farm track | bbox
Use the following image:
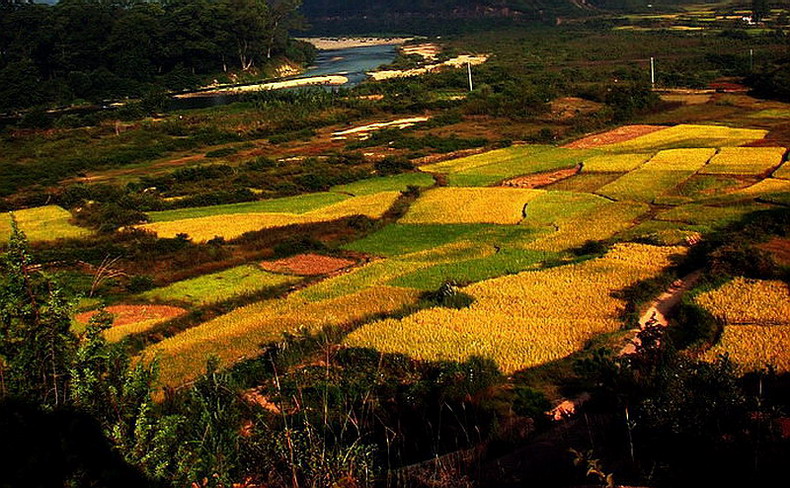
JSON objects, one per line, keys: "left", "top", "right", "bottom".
{"left": 548, "top": 269, "right": 702, "bottom": 421}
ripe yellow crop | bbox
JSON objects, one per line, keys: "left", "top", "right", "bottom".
{"left": 139, "top": 191, "right": 401, "bottom": 241}
{"left": 400, "top": 187, "right": 544, "bottom": 225}
{"left": 696, "top": 277, "right": 790, "bottom": 326}
{"left": 143, "top": 286, "right": 421, "bottom": 386}
{"left": 705, "top": 326, "right": 790, "bottom": 373}
{"left": 701, "top": 147, "right": 786, "bottom": 175}
{"left": 1, "top": 205, "right": 90, "bottom": 243}
{"left": 775, "top": 161, "right": 790, "bottom": 179}
{"left": 420, "top": 145, "right": 551, "bottom": 174}
{"left": 597, "top": 148, "right": 716, "bottom": 202}
{"left": 604, "top": 124, "right": 766, "bottom": 152}
{"left": 345, "top": 243, "right": 684, "bottom": 373}
{"left": 582, "top": 153, "right": 652, "bottom": 172}
{"left": 525, "top": 201, "right": 649, "bottom": 252}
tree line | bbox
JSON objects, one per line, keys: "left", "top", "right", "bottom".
{"left": 0, "top": 0, "right": 312, "bottom": 111}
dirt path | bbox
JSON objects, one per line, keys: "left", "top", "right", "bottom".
{"left": 548, "top": 270, "right": 702, "bottom": 420}
{"left": 619, "top": 270, "right": 703, "bottom": 355}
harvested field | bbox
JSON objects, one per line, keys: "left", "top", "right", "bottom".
{"left": 75, "top": 305, "right": 188, "bottom": 342}
{"left": 260, "top": 253, "right": 357, "bottom": 276}
{"left": 564, "top": 125, "right": 665, "bottom": 149}
{"left": 758, "top": 237, "right": 790, "bottom": 266}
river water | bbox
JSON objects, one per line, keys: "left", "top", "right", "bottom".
{"left": 168, "top": 43, "right": 398, "bottom": 110}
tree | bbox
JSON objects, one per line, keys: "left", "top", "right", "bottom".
{"left": 0, "top": 219, "right": 76, "bottom": 408}
{"left": 752, "top": 0, "right": 769, "bottom": 23}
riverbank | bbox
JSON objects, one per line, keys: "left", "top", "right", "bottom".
{"left": 297, "top": 37, "right": 414, "bottom": 50}
{"left": 174, "top": 75, "right": 349, "bottom": 99}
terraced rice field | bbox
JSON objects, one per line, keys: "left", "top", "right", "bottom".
{"left": 139, "top": 265, "right": 300, "bottom": 305}
{"left": 445, "top": 148, "right": 594, "bottom": 187}
{"left": 1, "top": 205, "right": 90, "bottom": 243}
{"left": 601, "top": 124, "right": 766, "bottom": 152}
{"left": 75, "top": 305, "right": 188, "bottom": 343}
{"left": 260, "top": 253, "right": 356, "bottom": 275}
{"left": 330, "top": 172, "right": 435, "bottom": 196}
{"left": 597, "top": 148, "right": 716, "bottom": 202}
{"left": 700, "top": 278, "right": 790, "bottom": 372}
{"left": 143, "top": 286, "right": 421, "bottom": 386}
{"left": 140, "top": 191, "right": 401, "bottom": 241}
{"left": 582, "top": 153, "right": 652, "bottom": 172}
{"left": 130, "top": 121, "right": 790, "bottom": 386}
{"left": 700, "top": 147, "right": 786, "bottom": 175}
{"left": 148, "top": 192, "right": 350, "bottom": 222}
{"left": 345, "top": 244, "right": 683, "bottom": 373}
{"left": 400, "top": 187, "right": 544, "bottom": 225}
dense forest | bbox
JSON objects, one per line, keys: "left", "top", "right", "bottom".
{"left": 0, "top": 0, "right": 313, "bottom": 111}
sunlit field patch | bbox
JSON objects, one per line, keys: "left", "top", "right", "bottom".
{"left": 582, "top": 153, "right": 652, "bottom": 172}
{"left": 75, "top": 304, "right": 188, "bottom": 343}
{"left": 400, "top": 187, "right": 544, "bottom": 225}
{"left": 147, "top": 192, "right": 350, "bottom": 222}
{"left": 1, "top": 206, "right": 90, "bottom": 243}
{"left": 774, "top": 160, "right": 790, "bottom": 180}
{"left": 419, "top": 145, "right": 552, "bottom": 174}
{"left": 526, "top": 201, "right": 649, "bottom": 252}
{"left": 445, "top": 148, "right": 594, "bottom": 187}
{"left": 700, "top": 147, "right": 786, "bottom": 175}
{"left": 597, "top": 148, "right": 716, "bottom": 202}
{"left": 602, "top": 124, "right": 766, "bottom": 152}
{"left": 345, "top": 244, "right": 683, "bottom": 374}
{"left": 140, "top": 191, "right": 401, "bottom": 241}
{"left": 696, "top": 277, "right": 790, "bottom": 326}
{"left": 138, "top": 265, "right": 300, "bottom": 305}
{"left": 143, "top": 286, "right": 421, "bottom": 386}
{"left": 705, "top": 326, "right": 790, "bottom": 373}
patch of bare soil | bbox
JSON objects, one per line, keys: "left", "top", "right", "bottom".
{"left": 759, "top": 237, "right": 790, "bottom": 266}
{"left": 260, "top": 253, "right": 357, "bottom": 276}
{"left": 500, "top": 166, "right": 580, "bottom": 189}
{"left": 546, "top": 97, "right": 603, "bottom": 121}
{"left": 563, "top": 125, "right": 666, "bottom": 149}
{"left": 75, "top": 304, "right": 188, "bottom": 327}
{"left": 620, "top": 270, "right": 702, "bottom": 356}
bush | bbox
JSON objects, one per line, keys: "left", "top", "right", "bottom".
{"left": 374, "top": 156, "right": 413, "bottom": 176}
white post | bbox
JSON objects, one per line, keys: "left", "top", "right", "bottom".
{"left": 467, "top": 62, "right": 474, "bottom": 92}
{"left": 650, "top": 57, "right": 655, "bottom": 88}
{"left": 750, "top": 49, "right": 754, "bottom": 71}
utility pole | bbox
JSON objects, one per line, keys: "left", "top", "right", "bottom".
{"left": 467, "top": 62, "right": 474, "bottom": 92}
{"left": 650, "top": 57, "right": 655, "bottom": 89}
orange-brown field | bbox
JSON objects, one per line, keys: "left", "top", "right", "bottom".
{"left": 260, "top": 253, "right": 357, "bottom": 276}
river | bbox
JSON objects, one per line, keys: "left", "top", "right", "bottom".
{"left": 167, "top": 43, "right": 398, "bottom": 110}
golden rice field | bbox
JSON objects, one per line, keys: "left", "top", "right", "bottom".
{"left": 773, "top": 161, "right": 790, "bottom": 180}
{"left": 400, "top": 187, "right": 544, "bottom": 225}
{"left": 695, "top": 277, "right": 790, "bottom": 326}
{"left": 419, "top": 145, "right": 552, "bottom": 174}
{"left": 700, "top": 147, "right": 786, "bottom": 175}
{"left": 582, "top": 153, "right": 652, "bottom": 172}
{"left": 1, "top": 205, "right": 91, "bottom": 243}
{"left": 345, "top": 243, "right": 683, "bottom": 373}
{"left": 139, "top": 191, "right": 401, "bottom": 241}
{"left": 705, "top": 326, "right": 790, "bottom": 373}
{"left": 602, "top": 124, "right": 766, "bottom": 152}
{"left": 597, "top": 148, "right": 716, "bottom": 202}
{"left": 143, "top": 286, "right": 421, "bottom": 386}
